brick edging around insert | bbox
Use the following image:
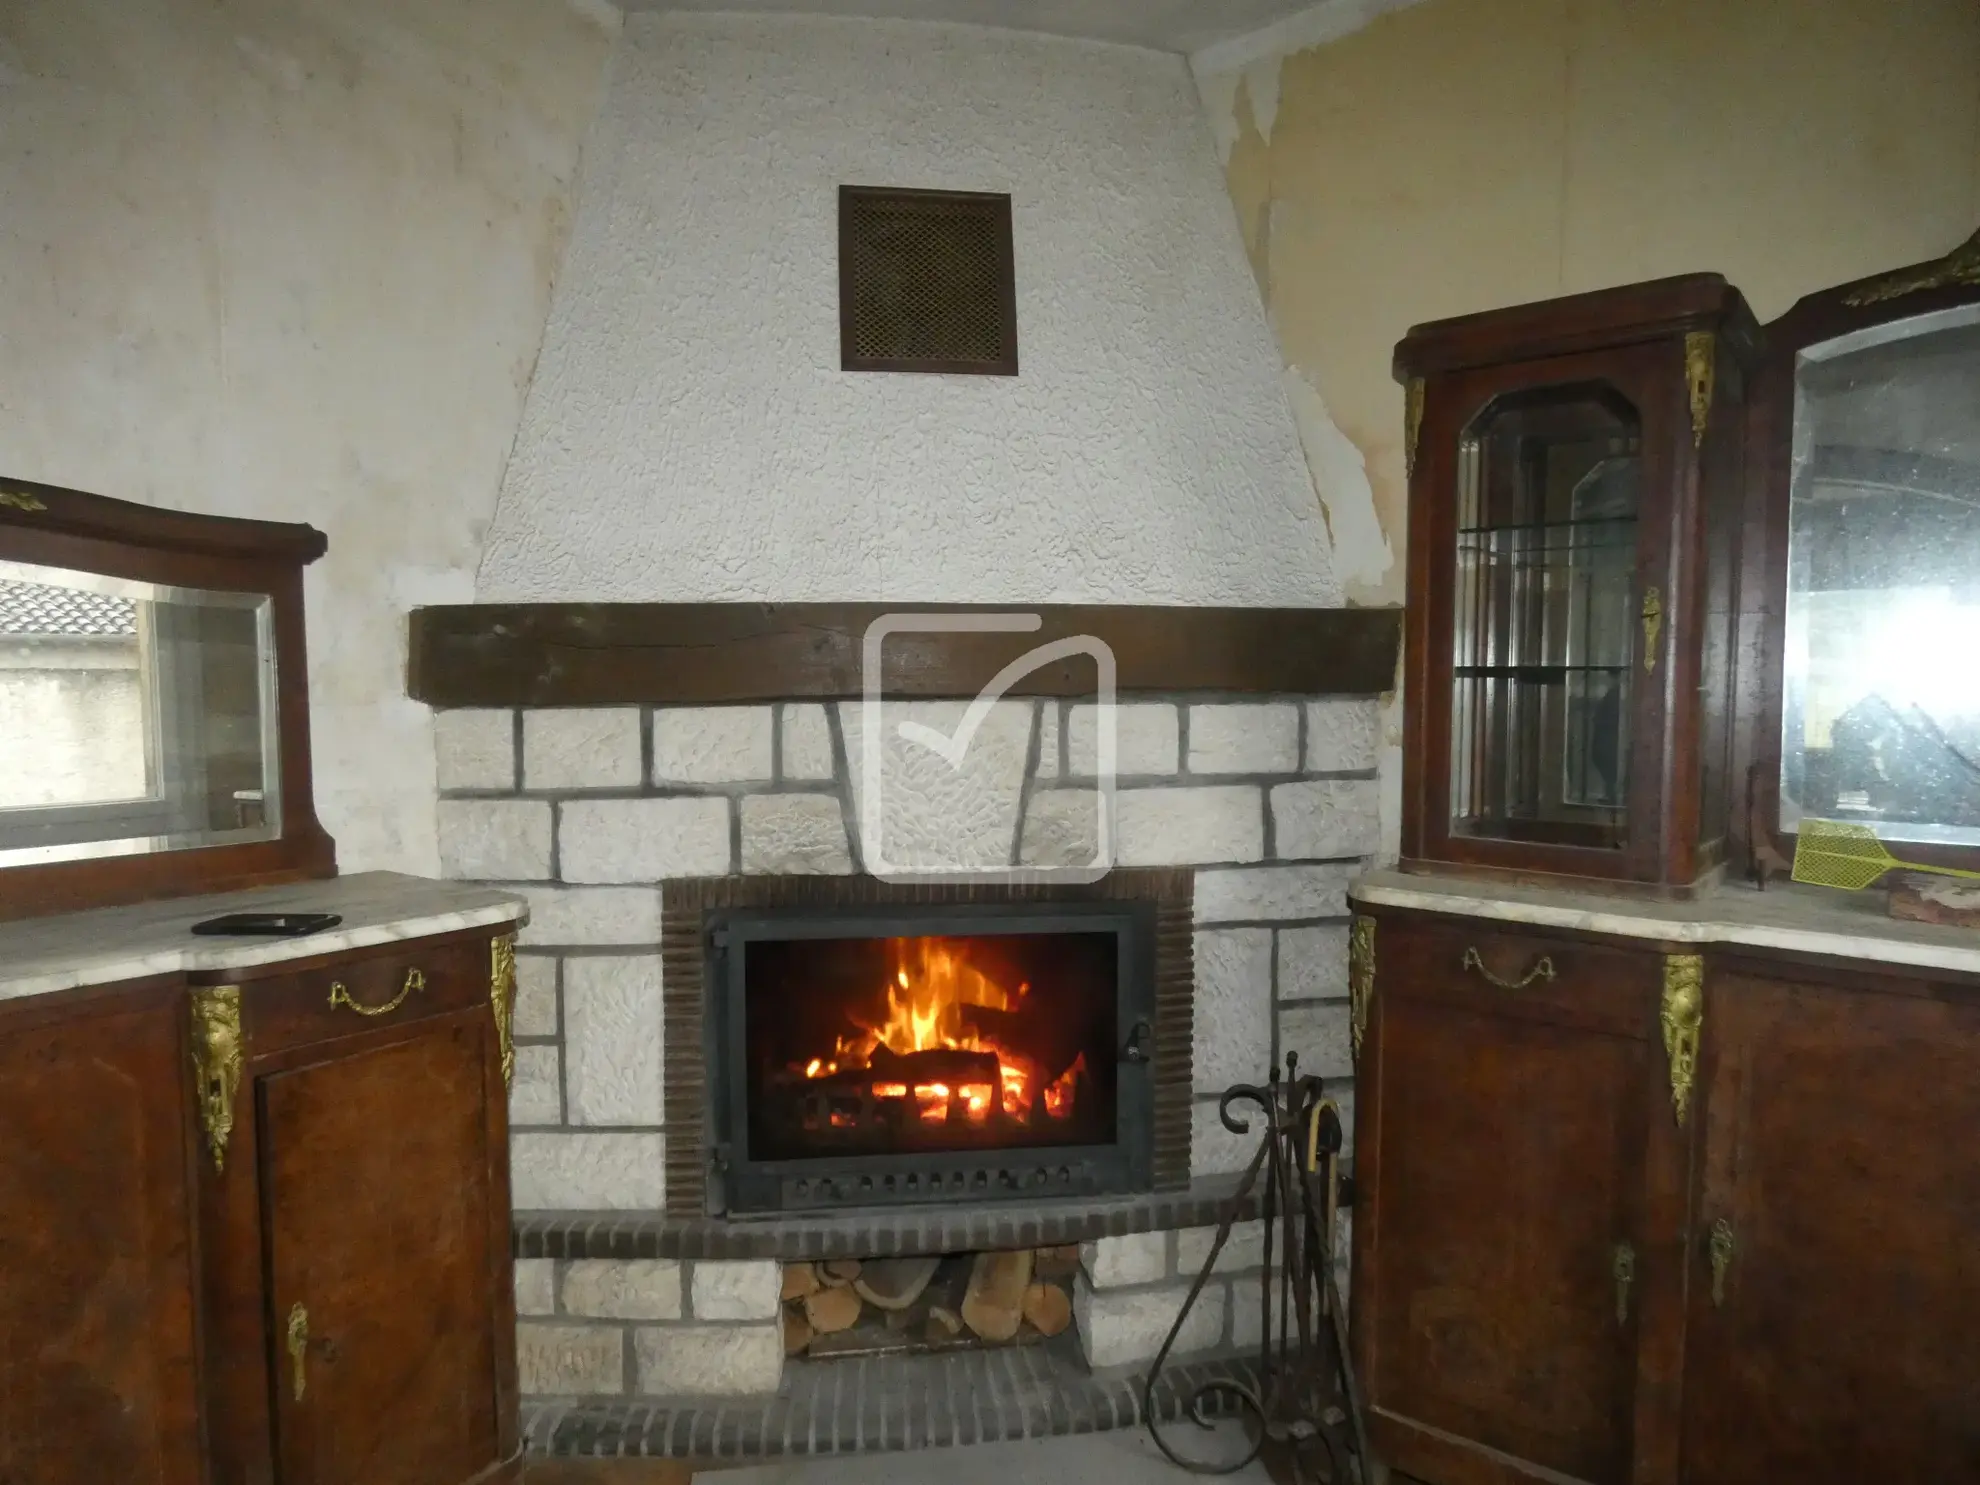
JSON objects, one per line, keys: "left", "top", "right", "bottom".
{"left": 513, "top": 1174, "right": 1257, "bottom": 1262}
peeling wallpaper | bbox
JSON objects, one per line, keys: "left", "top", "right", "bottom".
{"left": 0, "top": 0, "right": 617, "bottom": 874}
{"left": 478, "top": 14, "right": 1341, "bottom": 607}
{"left": 1195, "top": 0, "right": 1980, "bottom": 611}
{"left": 1195, "top": 0, "right": 1980, "bottom": 861}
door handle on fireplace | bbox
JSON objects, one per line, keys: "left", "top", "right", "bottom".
{"left": 1121, "top": 1020, "right": 1153, "bottom": 1064}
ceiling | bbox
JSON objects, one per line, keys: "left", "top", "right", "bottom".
{"left": 614, "top": 0, "right": 1336, "bottom": 58}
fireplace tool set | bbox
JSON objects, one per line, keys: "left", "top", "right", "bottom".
{"left": 1145, "top": 1055, "right": 1373, "bottom": 1485}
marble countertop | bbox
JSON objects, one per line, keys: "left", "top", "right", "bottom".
{"left": 0, "top": 872, "right": 528, "bottom": 1003}
{"left": 1351, "top": 869, "right": 1980, "bottom": 977}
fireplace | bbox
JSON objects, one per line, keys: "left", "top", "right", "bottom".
{"left": 663, "top": 871, "right": 1195, "bottom": 1220}
{"left": 710, "top": 903, "right": 1153, "bottom": 1213}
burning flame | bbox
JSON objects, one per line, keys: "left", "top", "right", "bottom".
{"left": 798, "top": 938, "right": 1078, "bottom": 1125}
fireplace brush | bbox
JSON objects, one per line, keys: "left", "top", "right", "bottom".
{"left": 1143, "top": 1054, "right": 1373, "bottom": 1485}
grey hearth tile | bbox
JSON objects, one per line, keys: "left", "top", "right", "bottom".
{"left": 522, "top": 1336, "right": 1259, "bottom": 1461}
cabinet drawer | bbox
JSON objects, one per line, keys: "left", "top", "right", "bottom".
{"left": 1378, "top": 912, "right": 1660, "bottom": 1038}
{"left": 220, "top": 934, "right": 496, "bottom": 1054}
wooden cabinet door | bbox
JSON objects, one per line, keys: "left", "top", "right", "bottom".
{"left": 0, "top": 983, "right": 204, "bottom": 1485}
{"left": 259, "top": 1011, "right": 505, "bottom": 1485}
{"left": 1681, "top": 964, "right": 1980, "bottom": 1484}
{"left": 1353, "top": 915, "right": 1678, "bottom": 1485}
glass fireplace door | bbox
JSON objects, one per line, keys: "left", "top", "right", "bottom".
{"left": 710, "top": 902, "right": 1155, "bottom": 1215}
{"left": 1450, "top": 384, "right": 1644, "bottom": 851}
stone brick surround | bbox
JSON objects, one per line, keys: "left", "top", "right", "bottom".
{"left": 434, "top": 693, "right": 1373, "bottom": 1401}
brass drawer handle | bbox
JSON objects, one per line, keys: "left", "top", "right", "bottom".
{"left": 328, "top": 967, "right": 424, "bottom": 1017}
{"left": 1708, "top": 1218, "right": 1736, "bottom": 1307}
{"left": 286, "top": 1303, "right": 309, "bottom": 1401}
{"left": 1460, "top": 946, "right": 1557, "bottom": 991}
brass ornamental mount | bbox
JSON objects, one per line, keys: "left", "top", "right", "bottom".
{"left": 1612, "top": 1241, "right": 1637, "bottom": 1327}
{"left": 1641, "top": 586, "right": 1664, "bottom": 675}
{"left": 1843, "top": 226, "right": 1980, "bottom": 306}
{"left": 1708, "top": 1218, "right": 1736, "bottom": 1307}
{"left": 0, "top": 489, "right": 46, "bottom": 513}
{"left": 1348, "top": 915, "right": 1376, "bottom": 1061}
{"left": 490, "top": 934, "right": 517, "bottom": 1091}
{"left": 1661, "top": 955, "right": 1704, "bottom": 1127}
{"left": 1460, "top": 945, "right": 1556, "bottom": 992}
{"left": 286, "top": 1303, "right": 309, "bottom": 1401}
{"left": 328, "top": 966, "right": 424, "bottom": 1018}
{"left": 1684, "top": 330, "right": 1715, "bottom": 448}
{"left": 1403, "top": 378, "right": 1425, "bottom": 481}
{"left": 190, "top": 986, "right": 244, "bottom": 1173}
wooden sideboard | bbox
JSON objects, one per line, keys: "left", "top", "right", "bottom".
{"left": 0, "top": 874, "right": 526, "bottom": 1485}
{"left": 1347, "top": 873, "right": 1980, "bottom": 1485}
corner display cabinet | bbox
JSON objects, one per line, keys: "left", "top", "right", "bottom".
{"left": 1395, "top": 279, "right": 1759, "bottom": 893}
{"left": 1353, "top": 232, "right": 1980, "bottom": 1485}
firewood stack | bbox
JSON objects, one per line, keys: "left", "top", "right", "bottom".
{"left": 781, "top": 1246, "right": 1080, "bottom": 1358}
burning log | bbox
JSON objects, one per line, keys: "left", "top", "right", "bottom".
{"left": 956, "top": 1003, "right": 1086, "bottom": 1086}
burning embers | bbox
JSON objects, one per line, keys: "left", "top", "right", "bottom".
{"left": 781, "top": 937, "right": 1093, "bottom": 1141}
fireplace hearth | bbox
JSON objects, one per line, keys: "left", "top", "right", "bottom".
{"left": 710, "top": 903, "right": 1155, "bottom": 1213}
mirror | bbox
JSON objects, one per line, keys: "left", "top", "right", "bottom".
{"left": 0, "top": 558, "right": 281, "bottom": 866}
{"left": 1779, "top": 301, "right": 1980, "bottom": 847}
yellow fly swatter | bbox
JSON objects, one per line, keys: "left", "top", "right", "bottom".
{"left": 1791, "top": 819, "right": 1980, "bottom": 892}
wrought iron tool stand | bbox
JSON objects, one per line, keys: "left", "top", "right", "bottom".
{"left": 1145, "top": 1055, "right": 1374, "bottom": 1484}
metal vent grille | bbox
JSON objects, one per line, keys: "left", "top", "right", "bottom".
{"left": 840, "top": 185, "right": 1018, "bottom": 375}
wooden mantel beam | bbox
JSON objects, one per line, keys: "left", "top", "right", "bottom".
{"left": 407, "top": 603, "right": 1402, "bottom": 707}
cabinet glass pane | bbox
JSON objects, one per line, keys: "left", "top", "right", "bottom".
{"left": 0, "top": 559, "right": 280, "bottom": 866}
{"left": 1452, "top": 386, "right": 1640, "bottom": 849}
{"left": 1781, "top": 303, "right": 1980, "bottom": 847}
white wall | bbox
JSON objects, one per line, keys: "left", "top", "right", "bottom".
{"left": 0, "top": 0, "right": 617, "bottom": 874}
{"left": 479, "top": 14, "right": 1341, "bottom": 607}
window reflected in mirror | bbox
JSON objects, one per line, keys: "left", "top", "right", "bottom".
{"left": 1451, "top": 384, "right": 1641, "bottom": 850}
{"left": 0, "top": 560, "right": 280, "bottom": 865}
{"left": 1782, "top": 303, "right": 1980, "bottom": 847}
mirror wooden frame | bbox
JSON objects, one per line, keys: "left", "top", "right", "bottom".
{"left": 1734, "top": 227, "right": 1980, "bottom": 881}
{"left": 0, "top": 475, "right": 336, "bottom": 920}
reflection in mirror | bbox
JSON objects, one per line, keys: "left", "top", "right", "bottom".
{"left": 1781, "top": 302, "right": 1980, "bottom": 847}
{"left": 0, "top": 560, "right": 280, "bottom": 865}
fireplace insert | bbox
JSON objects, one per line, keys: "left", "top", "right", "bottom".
{"left": 706, "top": 902, "right": 1157, "bottom": 1214}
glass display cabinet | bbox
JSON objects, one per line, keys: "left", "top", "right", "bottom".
{"left": 1739, "top": 228, "right": 1980, "bottom": 878}
{"left": 1394, "top": 277, "right": 1759, "bottom": 891}
{"left": 0, "top": 477, "right": 334, "bottom": 918}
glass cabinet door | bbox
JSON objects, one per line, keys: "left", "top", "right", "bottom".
{"left": 1451, "top": 386, "right": 1642, "bottom": 849}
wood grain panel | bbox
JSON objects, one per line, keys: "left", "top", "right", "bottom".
{"left": 0, "top": 983, "right": 203, "bottom": 1485}
{"left": 261, "top": 1015, "right": 501, "bottom": 1485}
{"left": 1681, "top": 964, "right": 1980, "bottom": 1484}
